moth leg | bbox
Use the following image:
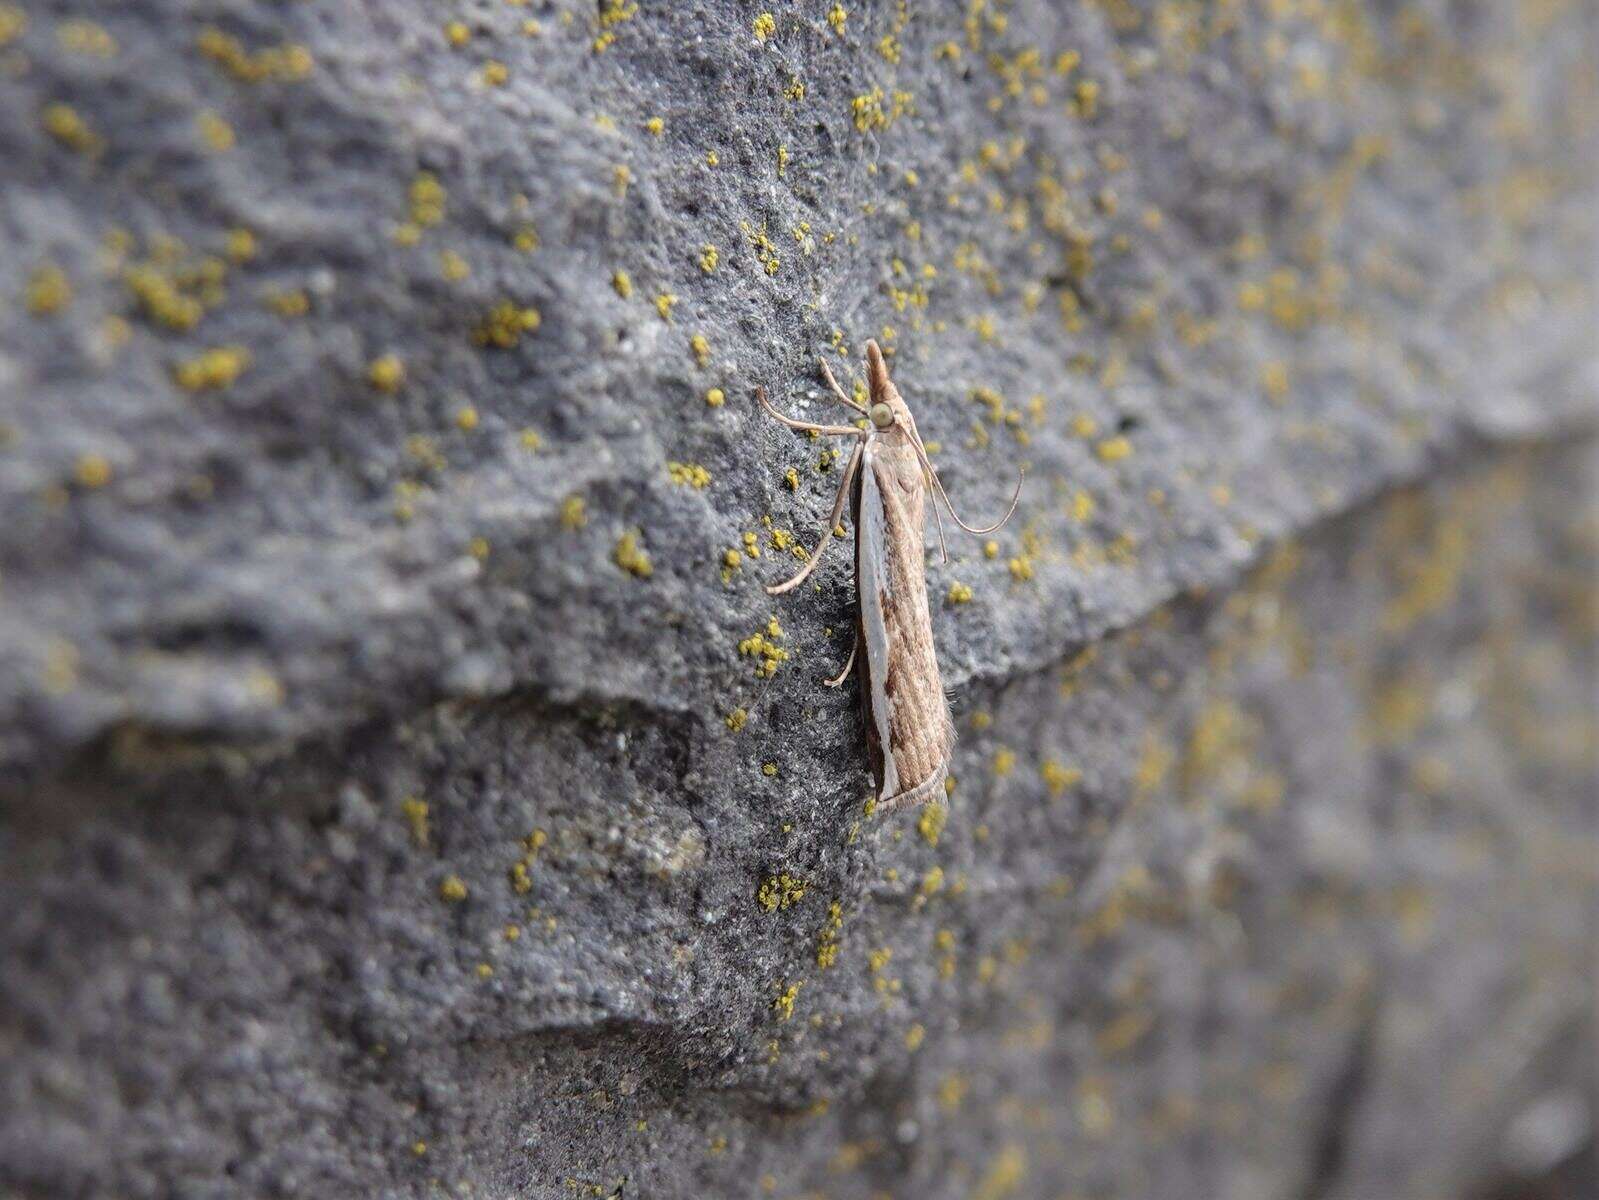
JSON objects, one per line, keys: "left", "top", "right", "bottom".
{"left": 823, "top": 638, "right": 857, "bottom": 687}
{"left": 818, "top": 357, "right": 867, "bottom": 413}
{"left": 766, "top": 438, "right": 864, "bottom": 596}
{"left": 756, "top": 388, "right": 861, "bottom": 437}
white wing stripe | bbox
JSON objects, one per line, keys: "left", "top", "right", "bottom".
{"left": 856, "top": 444, "right": 898, "bottom": 801}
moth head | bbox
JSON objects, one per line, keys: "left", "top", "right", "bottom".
{"left": 864, "top": 339, "right": 912, "bottom": 429}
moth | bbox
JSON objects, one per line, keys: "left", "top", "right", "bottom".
{"left": 757, "top": 341, "right": 1022, "bottom": 812}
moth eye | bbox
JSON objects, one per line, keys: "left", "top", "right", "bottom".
{"left": 870, "top": 402, "right": 894, "bottom": 429}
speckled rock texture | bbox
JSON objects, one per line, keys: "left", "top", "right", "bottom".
{"left": 1, "top": 2, "right": 1595, "bottom": 1198}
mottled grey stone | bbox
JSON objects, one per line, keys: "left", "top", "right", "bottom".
{"left": 1, "top": 2, "right": 1595, "bottom": 1198}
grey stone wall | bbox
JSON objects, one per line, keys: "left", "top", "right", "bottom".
{"left": 1, "top": 2, "right": 1594, "bottom": 1197}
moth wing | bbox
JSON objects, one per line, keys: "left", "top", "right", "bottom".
{"left": 854, "top": 444, "right": 899, "bottom": 802}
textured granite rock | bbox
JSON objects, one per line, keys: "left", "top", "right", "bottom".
{"left": 1, "top": 2, "right": 1595, "bottom": 1198}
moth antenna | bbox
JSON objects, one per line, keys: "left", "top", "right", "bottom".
{"left": 909, "top": 434, "right": 1025, "bottom": 536}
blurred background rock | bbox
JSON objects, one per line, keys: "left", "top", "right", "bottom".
{"left": 1, "top": 2, "right": 1594, "bottom": 1197}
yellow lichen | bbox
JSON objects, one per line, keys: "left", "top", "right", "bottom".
{"left": 690, "top": 333, "right": 711, "bottom": 366}
{"left": 1072, "top": 79, "right": 1100, "bottom": 118}
{"left": 408, "top": 172, "right": 445, "bottom": 227}
{"left": 509, "top": 860, "right": 532, "bottom": 894}
{"left": 560, "top": 496, "right": 587, "bottom": 530}
{"left": 25, "top": 264, "right": 72, "bottom": 316}
{"left": 196, "top": 111, "right": 235, "bottom": 151}
{"left": 992, "top": 747, "right": 1016, "bottom": 777}
{"left": 611, "top": 270, "right": 632, "bottom": 299}
{"left": 215, "top": 226, "right": 253, "bottom": 264}
{"left": 654, "top": 292, "right": 677, "bottom": 320}
{"left": 752, "top": 13, "right": 776, "bottom": 42}
{"left": 705, "top": 387, "right": 725, "bottom": 408}
{"left": 596, "top": 0, "right": 637, "bottom": 35}
{"left": 439, "top": 875, "right": 468, "bottom": 903}
{"left": 1040, "top": 759, "right": 1082, "bottom": 796}
{"left": 740, "top": 220, "right": 782, "bottom": 275}
{"left": 42, "top": 103, "right": 102, "bottom": 155}
{"left": 667, "top": 461, "right": 711, "bottom": 488}
{"left": 1261, "top": 361, "right": 1290, "bottom": 404}
{"left": 196, "top": 27, "right": 312, "bottom": 83}
{"left": 508, "top": 829, "right": 547, "bottom": 894}
{"left": 1096, "top": 436, "right": 1131, "bottom": 462}
{"left": 827, "top": 4, "right": 847, "bottom": 35}
{"left": 481, "top": 60, "right": 508, "bottom": 86}
{"left": 73, "top": 454, "right": 112, "bottom": 489}
{"left": 645, "top": 116, "right": 664, "bottom": 136}
{"left": 367, "top": 355, "right": 405, "bottom": 392}
{"left": 947, "top": 581, "right": 974, "bottom": 604}
{"left": 862, "top": 87, "right": 911, "bottom": 132}
{"left": 772, "top": 980, "right": 800, "bottom": 1021}
{"left": 473, "top": 301, "right": 541, "bottom": 348}
{"left": 738, "top": 621, "right": 788, "bottom": 677}
{"left": 725, "top": 707, "right": 747, "bottom": 732}
{"left": 264, "top": 288, "right": 308, "bottom": 317}
{"left": 851, "top": 88, "right": 887, "bottom": 132}
{"left": 57, "top": 18, "right": 116, "bottom": 56}
{"left": 757, "top": 873, "right": 806, "bottom": 911}
{"left": 400, "top": 797, "right": 430, "bottom": 847}
{"left": 173, "top": 345, "right": 251, "bottom": 392}
{"left": 455, "top": 405, "right": 479, "bottom": 432}
{"left": 613, "top": 530, "right": 653, "bottom": 578}
{"left": 975, "top": 1145, "right": 1028, "bottom": 1200}
{"left": 123, "top": 259, "right": 216, "bottom": 330}
{"left": 698, "top": 244, "right": 719, "bottom": 273}
{"left": 815, "top": 901, "right": 844, "bottom": 968}
{"left": 0, "top": 6, "right": 25, "bottom": 47}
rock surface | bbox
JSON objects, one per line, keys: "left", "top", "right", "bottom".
{"left": 1, "top": 2, "right": 1594, "bottom": 1198}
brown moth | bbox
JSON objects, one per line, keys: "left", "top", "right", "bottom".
{"left": 756, "top": 341, "right": 1022, "bottom": 812}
